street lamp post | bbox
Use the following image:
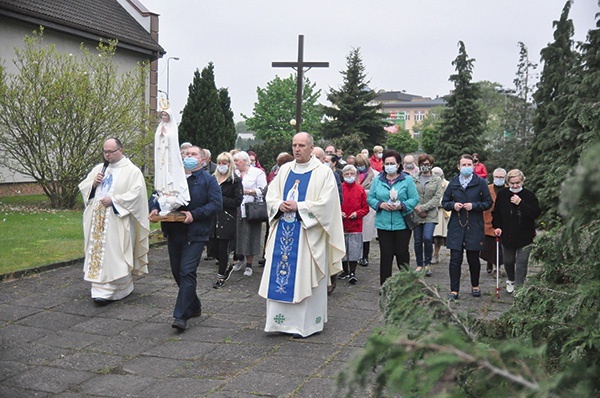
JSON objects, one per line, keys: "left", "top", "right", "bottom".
{"left": 166, "top": 56, "right": 180, "bottom": 99}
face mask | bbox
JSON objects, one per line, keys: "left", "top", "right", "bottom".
{"left": 420, "top": 165, "right": 431, "bottom": 173}
{"left": 405, "top": 164, "right": 415, "bottom": 170}
{"left": 344, "top": 176, "right": 356, "bottom": 184}
{"left": 183, "top": 157, "right": 198, "bottom": 170}
{"left": 217, "top": 164, "right": 229, "bottom": 174}
{"left": 385, "top": 164, "right": 398, "bottom": 175}
{"left": 460, "top": 166, "right": 473, "bottom": 177}
{"left": 509, "top": 187, "right": 523, "bottom": 193}
{"left": 494, "top": 178, "right": 505, "bottom": 187}
{"left": 376, "top": 153, "right": 383, "bottom": 159}
{"left": 356, "top": 165, "right": 366, "bottom": 172}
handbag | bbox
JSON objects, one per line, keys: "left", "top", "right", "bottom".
{"left": 403, "top": 211, "right": 420, "bottom": 230}
{"left": 245, "top": 200, "right": 268, "bottom": 222}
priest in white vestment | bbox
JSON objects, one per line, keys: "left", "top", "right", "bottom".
{"left": 79, "top": 138, "right": 150, "bottom": 305}
{"left": 259, "top": 132, "right": 345, "bottom": 337}
{"left": 154, "top": 105, "right": 190, "bottom": 215}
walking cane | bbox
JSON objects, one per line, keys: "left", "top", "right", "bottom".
{"left": 496, "top": 236, "right": 501, "bottom": 299}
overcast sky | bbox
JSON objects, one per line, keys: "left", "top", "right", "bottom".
{"left": 140, "top": 0, "right": 596, "bottom": 123}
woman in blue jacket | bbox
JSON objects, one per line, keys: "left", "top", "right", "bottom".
{"left": 442, "top": 154, "right": 492, "bottom": 300}
{"left": 367, "top": 150, "right": 419, "bottom": 285}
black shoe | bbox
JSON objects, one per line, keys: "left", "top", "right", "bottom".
{"left": 327, "top": 277, "right": 337, "bottom": 296}
{"left": 258, "top": 258, "right": 266, "bottom": 266}
{"left": 93, "top": 298, "right": 113, "bottom": 306}
{"left": 172, "top": 318, "right": 187, "bottom": 330}
{"left": 223, "top": 264, "right": 233, "bottom": 281}
{"left": 213, "top": 278, "right": 225, "bottom": 289}
{"left": 472, "top": 288, "right": 481, "bottom": 297}
{"left": 190, "top": 309, "right": 202, "bottom": 318}
{"left": 204, "top": 256, "right": 214, "bottom": 261}
{"left": 337, "top": 271, "right": 349, "bottom": 280}
{"left": 486, "top": 263, "right": 493, "bottom": 274}
{"left": 358, "top": 258, "right": 369, "bottom": 267}
{"left": 447, "top": 292, "right": 459, "bottom": 300}
{"left": 348, "top": 273, "right": 357, "bottom": 285}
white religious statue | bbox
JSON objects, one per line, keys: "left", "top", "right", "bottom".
{"left": 154, "top": 99, "right": 190, "bottom": 215}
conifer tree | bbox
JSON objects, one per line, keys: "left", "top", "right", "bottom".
{"left": 321, "top": 48, "right": 387, "bottom": 150}
{"left": 435, "top": 41, "right": 485, "bottom": 175}
{"left": 527, "top": 1, "right": 578, "bottom": 223}
{"left": 179, "top": 62, "right": 235, "bottom": 156}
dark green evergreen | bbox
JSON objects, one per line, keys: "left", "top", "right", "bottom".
{"left": 527, "top": 2, "right": 578, "bottom": 224}
{"left": 435, "top": 41, "right": 486, "bottom": 176}
{"left": 179, "top": 62, "right": 235, "bottom": 156}
{"left": 386, "top": 128, "right": 418, "bottom": 154}
{"left": 321, "top": 48, "right": 387, "bottom": 151}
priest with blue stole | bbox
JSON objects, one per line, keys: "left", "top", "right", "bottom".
{"left": 259, "top": 132, "right": 345, "bottom": 337}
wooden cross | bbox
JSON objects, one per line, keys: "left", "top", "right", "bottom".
{"left": 272, "top": 35, "right": 329, "bottom": 132}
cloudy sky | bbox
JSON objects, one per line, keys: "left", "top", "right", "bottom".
{"left": 140, "top": 0, "right": 596, "bottom": 123}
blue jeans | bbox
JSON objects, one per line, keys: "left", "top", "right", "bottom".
{"left": 413, "top": 222, "right": 435, "bottom": 267}
{"left": 167, "top": 230, "right": 205, "bottom": 320}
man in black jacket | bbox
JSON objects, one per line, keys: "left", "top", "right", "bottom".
{"left": 150, "top": 146, "right": 222, "bottom": 331}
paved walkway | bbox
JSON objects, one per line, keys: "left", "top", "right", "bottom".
{"left": 0, "top": 242, "right": 513, "bottom": 397}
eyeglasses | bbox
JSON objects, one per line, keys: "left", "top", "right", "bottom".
{"left": 102, "top": 148, "right": 121, "bottom": 154}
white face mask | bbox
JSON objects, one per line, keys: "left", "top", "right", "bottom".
{"left": 493, "top": 178, "right": 505, "bottom": 187}
{"left": 509, "top": 187, "right": 523, "bottom": 193}
{"left": 376, "top": 153, "right": 383, "bottom": 159}
{"left": 217, "top": 164, "right": 229, "bottom": 174}
{"left": 344, "top": 176, "right": 356, "bottom": 184}
{"left": 384, "top": 164, "right": 398, "bottom": 175}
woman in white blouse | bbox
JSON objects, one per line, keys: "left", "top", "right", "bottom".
{"left": 232, "top": 151, "right": 267, "bottom": 276}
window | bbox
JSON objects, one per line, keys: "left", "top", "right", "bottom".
{"left": 415, "top": 111, "right": 425, "bottom": 121}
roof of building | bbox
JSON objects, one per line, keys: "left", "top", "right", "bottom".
{"left": 381, "top": 97, "right": 447, "bottom": 109}
{"left": 375, "top": 91, "right": 422, "bottom": 102}
{"left": 0, "top": 0, "right": 164, "bottom": 57}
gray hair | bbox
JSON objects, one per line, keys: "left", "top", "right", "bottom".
{"left": 342, "top": 164, "right": 357, "bottom": 174}
{"left": 233, "top": 150, "right": 251, "bottom": 165}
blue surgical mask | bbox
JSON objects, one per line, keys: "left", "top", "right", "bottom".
{"left": 344, "top": 176, "right": 356, "bottom": 184}
{"left": 183, "top": 157, "right": 199, "bottom": 170}
{"left": 460, "top": 166, "right": 473, "bottom": 177}
{"left": 385, "top": 164, "right": 398, "bottom": 175}
{"left": 357, "top": 165, "right": 366, "bottom": 172}
{"left": 217, "top": 164, "right": 229, "bottom": 174}
{"left": 494, "top": 178, "right": 505, "bottom": 187}
{"left": 376, "top": 153, "right": 383, "bottom": 159}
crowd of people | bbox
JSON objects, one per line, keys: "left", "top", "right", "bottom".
{"left": 80, "top": 123, "right": 541, "bottom": 335}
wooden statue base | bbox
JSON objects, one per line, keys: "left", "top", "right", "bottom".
{"left": 150, "top": 211, "right": 186, "bottom": 222}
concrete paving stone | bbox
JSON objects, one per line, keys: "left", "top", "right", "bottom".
{"left": 142, "top": 340, "right": 219, "bottom": 360}
{"left": 70, "top": 316, "right": 139, "bottom": 336}
{"left": 255, "top": 355, "right": 324, "bottom": 377}
{"left": 95, "top": 303, "right": 162, "bottom": 322}
{"left": 51, "top": 298, "right": 115, "bottom": 317}
{"left": 170, "top": 358, "right": 257, "bottom": 380}
{"left": 271, "top": 338, "right": 341, "bottom": 360}
{"left": 49, "top": 351, "right": 124, "bottom": 372}
{"left": 224, "top": 327, "right": 277, "bottom": 346}
{"left": 16, "top": 310, "right": 89, "bottom": 331}
{"left": 4, "top": 365, "right": 95, "bottom": 394}
{"left": 199, "top": 314, "right": 263, "bottom": 330}
{"left": 85, "top": 334, "right": 162, "bottom": 357}
{"left": 223, "top": 370, "right": 306, "bottom": 397}
{"left": 121, "top": 356, "right": 193, "bottom": 378}
{"left": 119, "top": 317, "right": 183, "bottom": 339}
{"left": 317, "top": 359, "right": 352, "bottom": 379}
{"left": 293, "top": 376, "right": 339, "bottom": 398}
{"left": 34, "top": 329, "right": 105, "bottom": 350}
{"left": 215, "top": 300, "right": 267, "bottom": 318}
{"left": 0, "top": 324, "right": 51, "bottom": 346}
{"left": 76, "top": 374, "right": 157, "bottom": 397}
{"left": 176, "top": 325, "right": 242, "bottom": 344}
{"left": 125, "top": 291, "right": 177, "bottom": 311}
{"left": 0, "top": 360, "right": 31, "bottom": 382}
{"left": 201, "top": 341, "right": 278, "bottom": 363}
{"left": 10, "top": 292, "right": 72, "bottom": 310}
{"left": 0, "top": 302, "right": 43, "bottom": 322}
{"left": 0, "top": 384, "right": 51, "bottom": 397}
{"left": 1, "top": 342, "right": 72, "bottom": 365}
{"left": 138, "top": 376, "right": 224, "bottom": 398}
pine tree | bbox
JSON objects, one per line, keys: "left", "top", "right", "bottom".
{"left": 179, "top": 62, "right": 235, "bottom": 156}
{"left": 321, "top": 48, "right": 387, "bottom": 151}
{"left": 527, "top": 1, "right": 578, "bottom": 224}
{"left": 435, "top": 41, "right": 485, "bottom": 176}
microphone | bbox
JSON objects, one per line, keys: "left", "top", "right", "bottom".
{"left": 101, "top": 160, "right": 109, "bottom": 174}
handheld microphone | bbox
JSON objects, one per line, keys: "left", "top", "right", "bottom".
{"left": 101, "top": 160, "right": 109, "bottom": 174}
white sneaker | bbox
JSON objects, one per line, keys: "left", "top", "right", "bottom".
{"left": 244, "top": 267, "right": 253, "bottom": 276}
{"left": 232, "top": 261, "right": 244, "bottom": 272}
{"left": 506, "top": 280, "right": 515, "bottom": 294}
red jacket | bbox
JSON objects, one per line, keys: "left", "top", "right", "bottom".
{"left": 341, "top": 182, "right": 370, "bottom": 233}
{"left": 369, "top": 155, "right": 382, "bottom": 172}
{"left": 474, "top": 162, "right": 488, "bottom": 179}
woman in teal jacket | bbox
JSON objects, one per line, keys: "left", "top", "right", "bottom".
{"left": 367, "top": 150, "right": 419, "bottom": 285}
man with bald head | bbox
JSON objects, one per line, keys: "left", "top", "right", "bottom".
{"left": 79, "top": 138, "right": 150, "bottom": 305}
{"left": 259, "top": 132, "right": 345, "bottom": 338}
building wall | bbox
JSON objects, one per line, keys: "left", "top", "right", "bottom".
{"left": 0, "top": 16, "right": 155, "bottom": 191}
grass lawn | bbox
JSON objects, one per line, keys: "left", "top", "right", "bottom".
{"left": 0, "top": 194, "right": 162, "bottom": 276}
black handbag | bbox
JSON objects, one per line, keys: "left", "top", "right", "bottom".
{"left": 245, "top": 200, "right": 268, "bottom": 222}
{"left": 403, "top": 211, "right": 420, "bottom": 230}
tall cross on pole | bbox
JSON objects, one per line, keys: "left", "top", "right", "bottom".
{"left": 272, "top": 35, "right": 329, "bottom": 132}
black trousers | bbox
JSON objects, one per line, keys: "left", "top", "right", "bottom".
{"left": 377, "top": 228, "right": 412, "bottom": 285}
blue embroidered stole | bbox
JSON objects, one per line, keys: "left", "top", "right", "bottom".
{"left": 267, "top": 170, "right": 312, "bottom": 302}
